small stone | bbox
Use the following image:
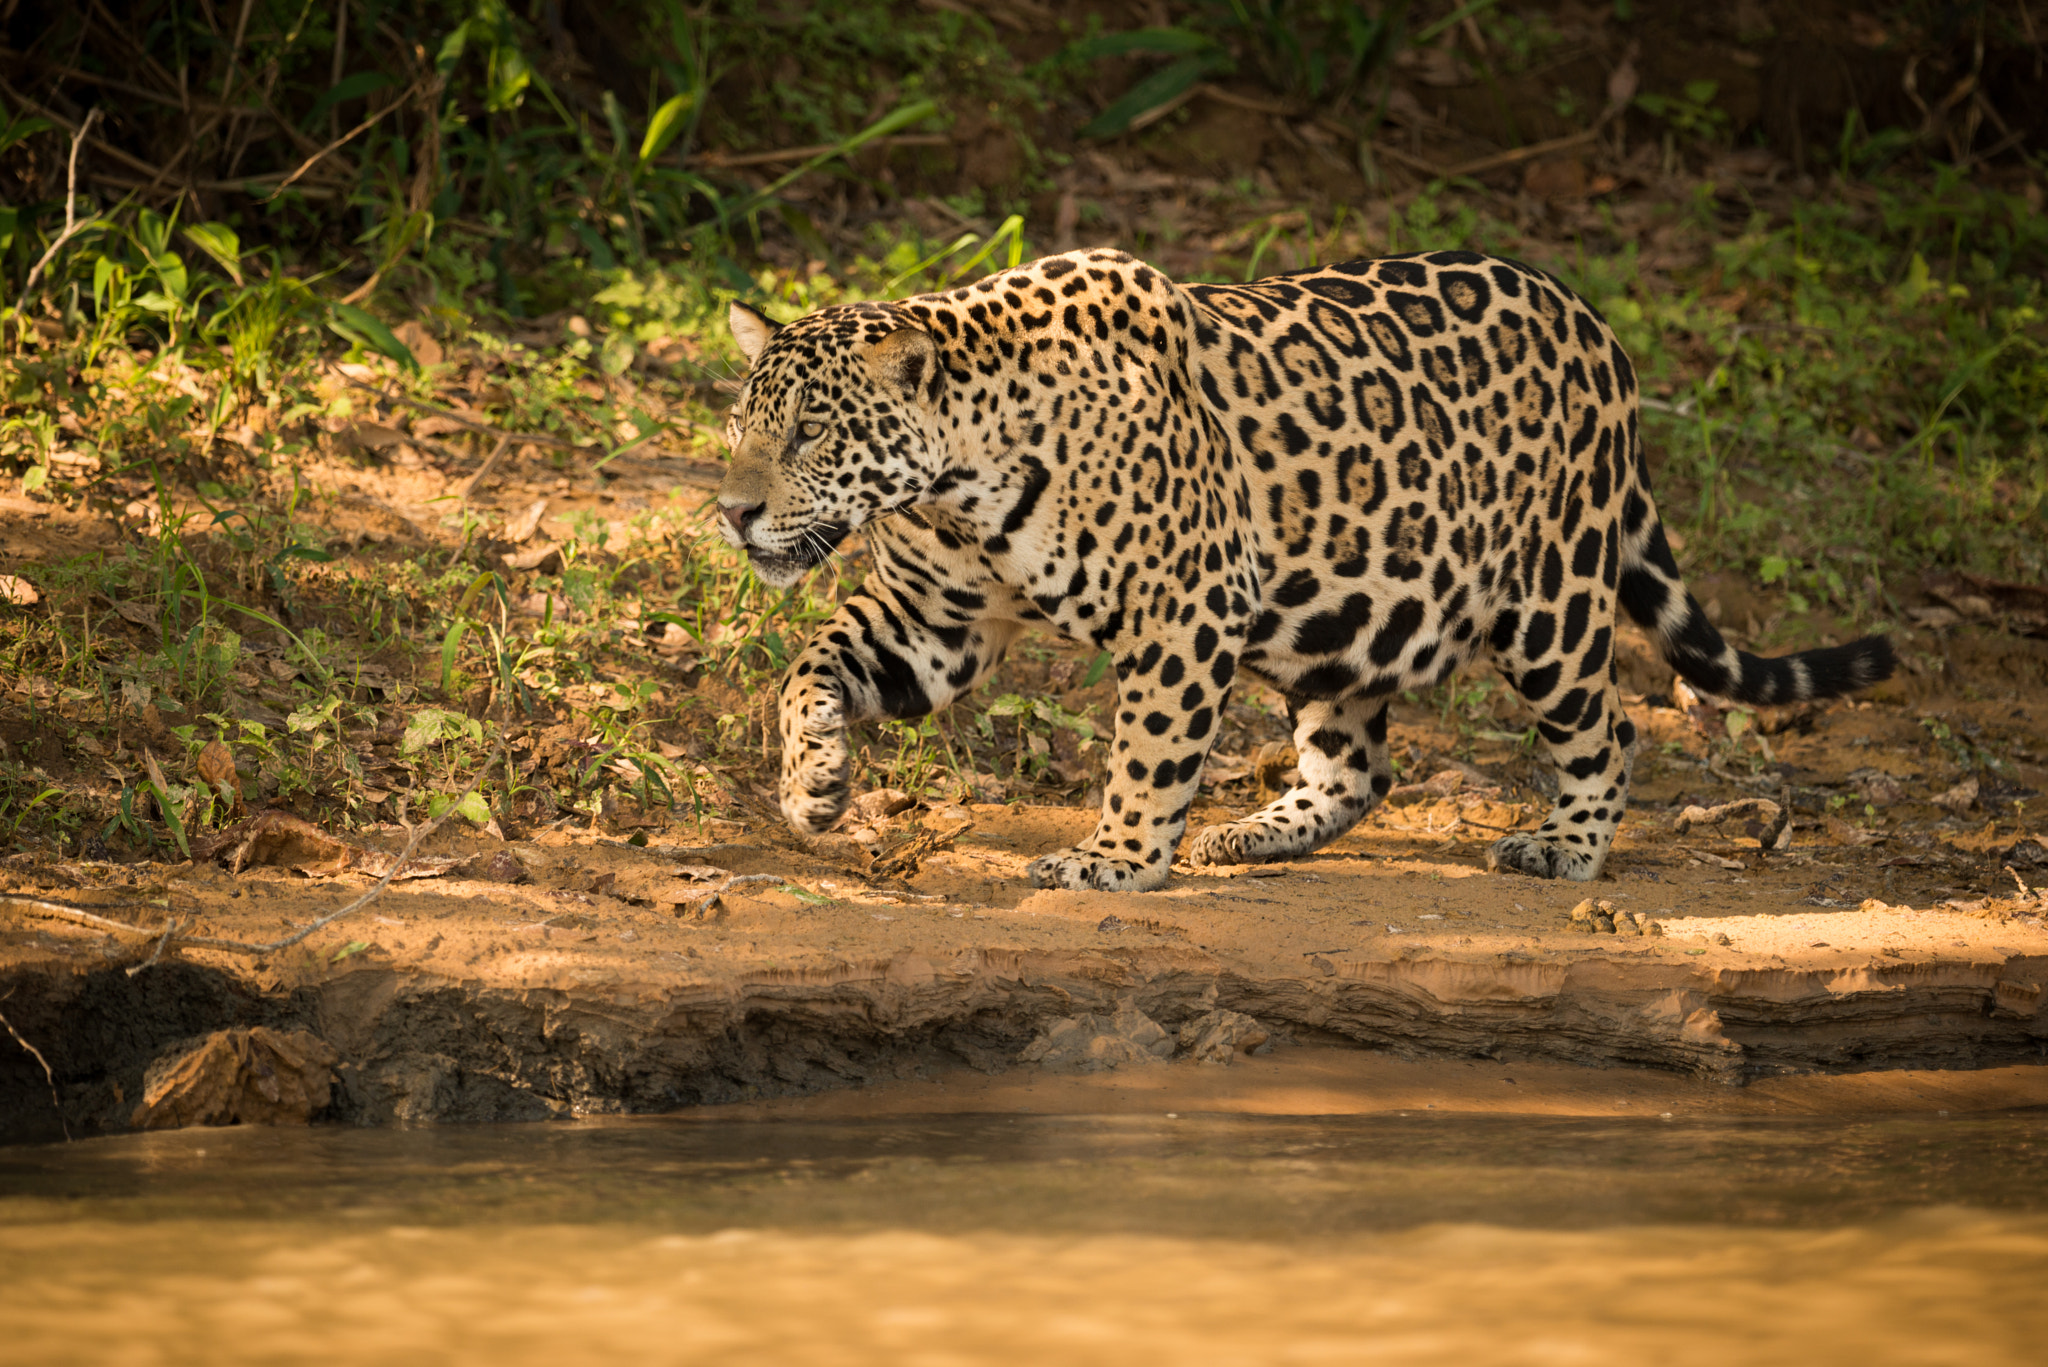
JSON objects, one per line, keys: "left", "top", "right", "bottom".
{"left": 1569, "top": 898, "right": 1597, "bottom": 922}
{"left": 1097, "top": 915, "right": 1125, "bottom": 933}
{"left": 1712, "top": 932, "right": 1732, "bottom": 946}
{"left": 1176, "top": 1009, "right": 1271, "bottom": 1064}
{"left": 1593, "top": 914, "right": 1616, "bottom": 934}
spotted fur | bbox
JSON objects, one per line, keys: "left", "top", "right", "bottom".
{"left": 716, "top": 248, "right": 1894, "bottom": 891}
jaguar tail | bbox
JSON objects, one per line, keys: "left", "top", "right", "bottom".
{"left": 1616, "top": 512, "right": 1895, "bottom": 707}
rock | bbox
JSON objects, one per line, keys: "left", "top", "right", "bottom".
{"left": 848, "top": 788, "right": 916, "bottom": 823}
{"left": 1019, "top": 1002, "right": 1175, "bottom": 1073}
{"left": 132, "top": 1028, "right": 338, "bottom": 1130}
{"left": 2003, "top": 837, "right": 2048, "bottom": 870}
{"left": 1177, "top": 1009, "right": 1271, "bottom": 1064}
{"left": 457, "top": 849, "right": 530, "bottom": 884}
{"left": 1933, "top": 776, "right": 1980, "bottom": 814}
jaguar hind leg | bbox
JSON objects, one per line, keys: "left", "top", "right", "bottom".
{"left": 1486, "top": 673, "right": 1639, "bottom": 881}
{"left": 1186, "top": 696, "right": 1392, "bottom": 866}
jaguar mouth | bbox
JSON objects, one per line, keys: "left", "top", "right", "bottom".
{"left": 747, "top": 521, "right": 852, "bottom": 584}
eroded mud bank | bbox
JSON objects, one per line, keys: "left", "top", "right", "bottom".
{"left": 3, "top": 805, "right": 2043, "bottom": 1142}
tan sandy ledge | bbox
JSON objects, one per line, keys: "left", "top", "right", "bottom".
{"left": 0, "top": 814, "right": 2043, "bottom": 1137}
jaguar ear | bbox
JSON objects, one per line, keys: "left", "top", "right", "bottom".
{"left": 729, "top": 301, "right": 779, "bottom": 366}
{"left": 869, "top": 325, "right": 941, "bottom": 402}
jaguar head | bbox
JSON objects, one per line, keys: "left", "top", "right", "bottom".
{"left": 716, "top": 300, "right": 944, "bottom": 587}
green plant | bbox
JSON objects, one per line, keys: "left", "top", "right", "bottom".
{"left": 1635, "top": 81, "right": 1731, "bottom": 145}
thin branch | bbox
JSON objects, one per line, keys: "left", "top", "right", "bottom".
{"left": 1, "top": 752, "right": 508, "bottom": 965}
{"left": 174, "top": 747, "right": 509, "bottom": 957}
{"left": 13, "top": 107, "right": 100, "bottom": 315}
{"left": 456, "top": 433, "right": 514, "bottom": 503}
{"left": 0, "top": 990, "right": 68, "bottom": 1141}
{"left": 342, "top": 378, "right": 588, "bottom": 452}
{"left": 266, "top": 79, "right": 417, "bottom": 199}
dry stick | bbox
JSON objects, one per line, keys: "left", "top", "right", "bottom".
{"left": 0, "top": 894, "right": 167, "bottom": 940}
{"left": 0, "top": 990, "right": 69, "bottom": 1142}
{"left": 1, "top": 752, "right": 508, "bottom": 964}
{"left": 172, "top": 747, "right": 509, "bottom": 958}
{"left": 267, "top": 80, "right": 417, "bottom": 199}
{"left": 341, "top": 378, "right": 584, "bottom": 452}
{"left": 677, "top": 872, "right": 790, "bottom": 911}
{"left": 12, "top": 107, "right": 100, "bottom": 316}
{"left": 456, "top": 433, "right": 514, "bottom": 504}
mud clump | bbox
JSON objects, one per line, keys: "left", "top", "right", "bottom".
{"left": 132, "top": 1027, "right": 338, "bottom": 1130}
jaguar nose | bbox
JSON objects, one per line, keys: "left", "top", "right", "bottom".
{"left": 721, "top": 500, "right": 763, "bottom": 540}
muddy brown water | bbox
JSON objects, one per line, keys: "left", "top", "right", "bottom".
{"left": 2, "top": 1098, "right": 2044, "bottom": 1366}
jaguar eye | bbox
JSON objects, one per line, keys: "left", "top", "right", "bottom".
{"left": 799, "top": 420, "right": 825, "bottom": 440}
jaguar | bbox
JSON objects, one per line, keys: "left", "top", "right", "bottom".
{"left": 714, "top": 247, "right": 1893, "bottom": 892}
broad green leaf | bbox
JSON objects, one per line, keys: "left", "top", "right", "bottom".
{"left": 1081, "top": 54, "right": 1229, "bottom": 139}
{"left": 1758, "top": 554, "right": 1791, "bottom": 584}
{"left": 182, "top": 222, "right": 243, "bottom": 285}
{"left": 453, "top": 790, "right": 492, "bottom": 825}
{"left": 1065, "top": 27, "right": 1220, "bottom": 60}
{"left": 326, "top": 302, "right": 420, "bottom": 370}
{"left": 440, "top": 618, "right": 472, "bottom": 695}
{"left": 401, "top": 706, "right": 470, "bottom": 754}
{"left": 639, "top": 91, "right": 696, "bottom": 165}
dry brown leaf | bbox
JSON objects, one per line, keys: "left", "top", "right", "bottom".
{"left": 195, "top": 739, "right": 244, "bottom": 817}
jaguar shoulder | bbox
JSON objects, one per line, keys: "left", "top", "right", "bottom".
{"left": 715, "top": 248, "right": 1893, "bottom": 892}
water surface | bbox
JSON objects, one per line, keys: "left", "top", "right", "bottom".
{"left": 2, "top": 1111, "right": 2043, "bottom": 1365}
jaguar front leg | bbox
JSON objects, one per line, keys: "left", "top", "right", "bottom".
{"left": 777, "top": 580, "right": 1020, "bottom": 836}
{"left": 1026, "top": 634, "right": 1236, "bottom": 893}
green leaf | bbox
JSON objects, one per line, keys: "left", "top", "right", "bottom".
{"left": 401, "top": 706, "right": 470, "bottom": 754}
{"left": 456, "top": 571, "right": 498, "bottom": 617}
{"left": 332, "top": 940, "right": 372, "bottom": 962}
{"left": 452, "top": 790, "right": 492, "bottom": 825}
{"left": 1065, "top": 26, "right": 1221, "bottom": 60}
{"left": 1081, "top": 650, "right": 1114, "bottom": 687}
{"left": 435, "top": 19, "right": 476, "bottom": 75}
{"left": 1082, "top": 53, "right": 1228, "bottom": 139}
{"left": 182, "top": 222, "right": 244, "bottom": 285}
{"left": 639, "top": 91, "right": 697, "bottom": 164}
{"left": 440, "top": 618, "right": 472, "bottom": 696}
{"left": 1758, "top": 554, "right": 1791, "bottom": 584}
{"left": 326, "top": 302, "right": 420, "bottom": 370}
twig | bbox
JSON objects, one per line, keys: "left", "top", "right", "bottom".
{"left": 267, "top": 81, "right": 417, "bottom": 199}
{"left": 0, "top": 990, "right": 68, "bottom": 1141}
{"left": 173, "top": 747, "right": 509, "bottom": 957}
{"left": 341, "top": 378, "right": 586, "bottom": 452}
{"left": 456, "top": 433, "right": 514, "bottom": 504}
{"left": 692, "top": 133, "right": 949, "bottom": 169}
{"left": 126, "top": 915, "right": 187, "bottom": 978}
{"left": 2, "top": 752, "right": 508, "bottom": 965}
{"left": 0, "top": 893, "right": 163, "bottom": 939}
{"left": 13, "top": 107, "right": 100, "bottom": 315}
{"left": 674, "top": 872, "right": 790, "bottom": 912}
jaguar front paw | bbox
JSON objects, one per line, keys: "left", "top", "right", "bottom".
{"left": 778, "top": 731, "right": 851, "bottom": 836}
{"left": 1485, "top": 832, "right": 1600, "bottom": 881}
{"left": 1185, "top": 818, "right": 1304, "bottom": 866}
{"left": 1025, "top": 849, "right": 1168, "bottom": 892}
